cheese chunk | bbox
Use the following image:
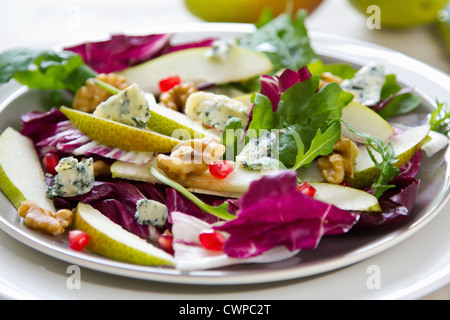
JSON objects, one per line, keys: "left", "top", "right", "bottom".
{"left": 236, "top": 131, "right": 280, "bottom": 170}
{"left": 93, "top": 83, "right": 150, "bottom": 128}
{"left": 185, "top": 91, "right": 249, "bottom": 131}
{"left": 46, "top": 157, "right": 95, "bottom": 198}
{"left": 134, "top": 199, "right": 168, "bottom": 228}
{"left": 340, "top": 63, "right": 386, "bottom": 106}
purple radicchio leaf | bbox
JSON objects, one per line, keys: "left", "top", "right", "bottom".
{"left": 66, "top": 181, "right": 166, "bottom": 240}
{"left": 354, "top": 150, "right": 423, "bottom": 229}
{"left": 20, "top": 108, "right": 155, "bottom": 165}
{"left": 20, "top": 108, "right": 68, "bottom": 146}
{"left": 165, "top": 188, "right": 233, "bottom": 225}
{"left": 260, "top": 66, "right": 312, "bottom": 111}
{"left": 165, "top": 38, "right": 216, "bottom": 54}
{"left": 213, "top": 170, "right": 359, "bottom": 259}
{"left": 64, "top": 34, "right": 216, "bottom": 74}
{"left": 65, "top": 34, "right": 172, "bottom": 73}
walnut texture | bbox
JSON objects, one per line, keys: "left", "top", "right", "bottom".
{"left": 18, "top": 201, "right": 73, "bottom": 236}
{"left": 317, "top": 136, "right": 358, "bottom": 184}
{"left": 157, "top": 137, "right": 225, "bottom": 181}
{"left": 159, "top": 82, "right": 198, "bottom": 112}
{"left": 72, "top": 73, "right": 130, "bottom": 113}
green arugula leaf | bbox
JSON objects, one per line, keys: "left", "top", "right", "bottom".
{"left": 248, "top": 75, "right": 347, "bottom": 168}
{"left": 0, "top": 48, "right": 96, "bottom": 92}
{"left": 290, "top": 122, "right": 341, "bottom": 171}
{"left": 247, "top": 92, "right": 279, "bottom": 132}
{"left": 429, "top": 100, "right": 450, "bottom": 135}
{"left": 307, "top": 60, "right": 358, "bottom": 80}
{"left": 377, "top": 74, "right": 422, "bottom": 119}
{"left": 339, "top": 119, "right": 400, "bottom": 198}
{"left": 239, "top": 10, "right": 319, "bottom": 73}
{"left": 149, "top": 166, "right": 236, "bottom": 221}
{"left": 221, "top": 117, "right": 246, "bottom": 161}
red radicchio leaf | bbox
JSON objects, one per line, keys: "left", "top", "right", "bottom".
{"left": 64, "top": 34, "right": 216, "bottom": 74}
{"left": 213, "top": 171, "right": 359, "bottom": 259}
{"left": 165, "top": 188, "right": 224, "bottom": 225}
{"left": 260, "top": 66, "right": 313, "bottom": 111}
{"left": 354, "top": 150, "right": 423, "bottom": 229}
{"left": 63, "top": 181, "right": 167, "bottom": 240}
{"left": 65, "top": 34, "right": 172, "bottom": 73}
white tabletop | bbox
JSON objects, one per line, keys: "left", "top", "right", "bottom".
{"left": 0, "top": 0, "right": 449, "bottom": 300}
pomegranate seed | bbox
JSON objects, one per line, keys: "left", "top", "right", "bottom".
{"left": 158, "top": 233, "right": 174, "bottom": 255}
{"left": 297, "top": 182, "right": 317, "bottom": 197}
{"left": 209, "top": 160, "right": 235, "bottom": 179}
{"left": 68, "top": 230, "right": 90, "bottom": 251}
{"left": 159, "top": 76, "right": 181, "bottom": 92}
{"left": 43, "top": 152, "right": 59, "bottom": 175}
{"left": 199, "top": 230, "right": 226, "bottom": 251}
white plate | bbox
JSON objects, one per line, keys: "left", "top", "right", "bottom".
{"left": 0, "top": 24, "right": 449, "bottom": 291}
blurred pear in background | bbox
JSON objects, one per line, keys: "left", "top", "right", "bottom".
{"left": 348, "top": 0, "right": 449, "bottom": 28}
{"left": 183, "top": 0, "right": 324, "bottom": 23}
{"left": 438, "top": 2, "right": 450, "bottom": 53}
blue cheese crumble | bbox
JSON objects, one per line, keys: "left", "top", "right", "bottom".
{"left": 134, "top": 199, "right": 168, "bottom": 228}
{"left": 340, "top": 63, "right": 386, "bottom": 106}
{"left": 93, "top": 83, "right": 150, "bottom": 129}
{"left": 235, "top": 131, "right": 280, "bottom": 170}
{"left": 205, "top": 40, "right": 236, "bottom": 62}
{"left": 46, "top": 157, "right": 95, "bottom": 198}
{"left": 185, "top": 91, "right": 249, "bottom": 131}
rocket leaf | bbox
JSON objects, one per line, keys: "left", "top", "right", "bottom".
{"left": 0, "top": 48, "right": 96, "bottom": 92}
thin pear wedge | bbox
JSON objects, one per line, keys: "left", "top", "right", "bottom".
{"left": 0, "top": 127, "right": 55, "bottom": 212}
{"left": 110, "top": 159, "right": 265, "bottom": 197}
{"left": 309, "top": 182, "right": 381, "bottom": 212}
{"left": 299, "top": 124, "right": 431, "bottom": 189}
{"left": 60, "top": 106, "right": 180, "bottom": 153}
{"left": 118, "top": 46, "right": 273, "bottom": 94}
{"left": 110, "top": 159, "right": 160, "bottom": 183}
{"left": 73, "top": 202, "right": 176, "bottom": 266}
{"left": 348, "top": 124, "right": 430, "bottom": 189}
{"left": 341, "top": 100, "right": 395, "bottom": 143}
{"left": 110, "top": 160, "right": 380, "bottom": 211}
{"left": 145, "top": 95, "right": 220, "bottom": 140}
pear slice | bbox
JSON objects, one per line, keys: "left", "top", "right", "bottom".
{"left": 110, "top": 159, "right": 265, "bottom": 196}
{"left": 73, "top": 202, "right": 175, "bottom": 266}
{"left": 348, "top": 124, "right": 430, "bottom": 189}
{"left": 110, "top": 159, "right": 160, "bottom": 183}
{"left": 299, "top": 124, "right": 430, "bottom": 189}
{"left": 309, "top": 182, "right": 381, "bottom": 212}
{"left": 60, "top": 106, "right": 179, "bottom": 153}
{"left": 118, "top": 46, "right": 273, "bottom": 94}
{"left": 144, "top": 94, "right": 219, "bottom": 140}
{"left": 0, "top": 127, "right": 55, "bottom": 212}
{"left": 341, "top": 100, "right": 395, "bottom": 143}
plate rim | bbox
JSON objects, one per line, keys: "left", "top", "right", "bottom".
{"left": 0, "top": 23, "right": 449, "bottom": 286}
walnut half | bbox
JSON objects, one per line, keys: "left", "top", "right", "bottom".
{"left": 72, "top": 73, "right": 130, "bottom": 113}
{"left": 157, "top": 137, "right": 225, "bottom": 181}
{"left": 317, "top": 136, "right": 358, "bottom": 184}
{"left": 159, "top": 82, "right": 198, "bottom": 112}
{"left": 18, "top": 201, "right": 73, "bottom": 236}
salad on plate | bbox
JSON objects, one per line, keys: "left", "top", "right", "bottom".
{"left": 0, "top": 11, "right": 449, "bottom": 272}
